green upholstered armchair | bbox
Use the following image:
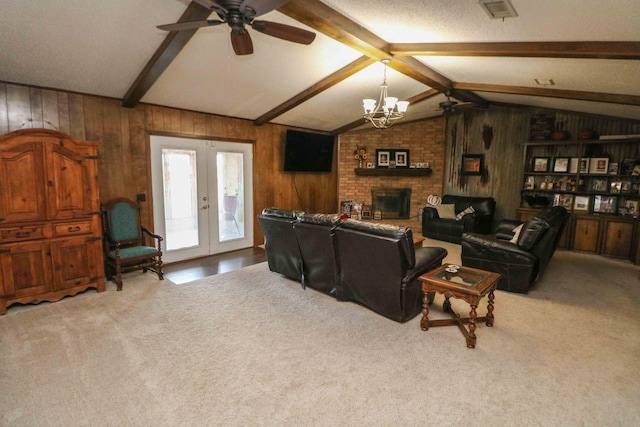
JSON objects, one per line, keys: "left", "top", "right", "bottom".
{"left": 100, "top": 198, "right": 163, "bottom": 291}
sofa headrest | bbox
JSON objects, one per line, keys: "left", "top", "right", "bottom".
{"left": 441, "top": 195, "right": 496, "bottom": 216}
{"left": 339, "top": 219, "right": 411, "bottom": 239}
{"left": 517, "top": 219, "right": 549, "bottom": 251}
{"left": 260, "top": 207, "right": 304, "bottom": 219}
{"left": 297, "top": 213, "right": 342, "bottom": 227}
{"left": 534, "top": 206, "right": 568, "bottom": 227}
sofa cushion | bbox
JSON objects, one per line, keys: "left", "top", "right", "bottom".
{"left": 456, "top": 205, "right": 475, "bottom": 221}
{"left": 517, "top": 219, "right": 548, "bottom": 250}
{"left": 435, "top": 203, "right": 456, "bottom": 219}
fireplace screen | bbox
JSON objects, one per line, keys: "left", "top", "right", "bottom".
{"left": 371, "top": 188, "right": 411, "bottom": 219}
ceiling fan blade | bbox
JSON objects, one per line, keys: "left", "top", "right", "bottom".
{"left": 240, "top": 0, "right": 291, "bottom": 17}
{"left": 192, "top": 0, "right": 228, "bottom": 13}
{"left": 157, "top": 19, "right": 224, "bottom": 32}
{"left": 231, "top": 30, "right": 254, "bottom": 55}
{"left": 251, "top": 21, "right": 316, "bottom": 45}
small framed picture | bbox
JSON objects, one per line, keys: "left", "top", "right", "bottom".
{"left": 620, "top": 159, "right": 637, "bottom": 175}
{"left": 590, "top": 178, "right": 608, "bottom": 192}
{"left": 624, "top": 199, "right": 639, "bottom": 214}
{"left": 376, "top": 150, "right": 390, "bottom": 167}
{"left": 593, "top": 195, "right": 617, "bottom": 213}
{"left": 589, "top": 157, "right": 609, "bottom": 174}
{"left": 610, "top": 181, "right": 622, "bottom": 193}
{"left": 608, "top": 162, "right": 619, "bottom": 175}
{"left": 366, "top": 162, "right": 375, "bottom": 169}
{"left": 569, "top": 158, "right": 580, "bottom": 173}
{"left": 579, "top": 158, "right": 589, "bottom": 173}
{"left": 461, "top": 154, "right": 484, "bottom": 175}
{"left": 553, "top": 193, "right": 574, "bottom": 210}
{"left": 394, "top": 150, "right": 409, "bottom": 167}
{"left": 553, "top": 157, "right": 570, "bottom": 173}
{"left": 573, "top": 195, "right": 591, "bottom": 212}
{"left": 533, "top": 157, "right": 550, "bottom": 172}
{"left": 620, "top": 181, "right": 631, "bottom": 193}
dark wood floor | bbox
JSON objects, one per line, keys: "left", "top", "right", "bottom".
{"left": 163, "top": 247, "right": 266, "bottom": 285}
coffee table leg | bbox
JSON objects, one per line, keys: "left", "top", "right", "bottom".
{"left": 421, "top": 293, "right": 430, "bottom": 331}
{"left": 467, "top": 305, "right": 477, "bottom": 348}
{"left": 486, "top": 290, "right": 495, "bottom": 327}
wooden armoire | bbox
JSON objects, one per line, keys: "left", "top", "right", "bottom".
{"left": 0, "top": 129, "right": 105, "bottom": 314}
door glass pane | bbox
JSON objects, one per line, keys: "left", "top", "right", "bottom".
{"left": 162, "top": 149, "right": 199, "bottom": 250}
{"left": 217, "top": 151, "right": 245, "bottom": 242}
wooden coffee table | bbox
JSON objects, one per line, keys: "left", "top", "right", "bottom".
{"left": 419, "top": 264, "right": 501, "bottom": 348}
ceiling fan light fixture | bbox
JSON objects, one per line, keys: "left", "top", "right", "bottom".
{"left": 478, "top": 0, "right": 518, "bottom": 19}
{"left": 362, "top": 60, "right": 409, "bottom": 129}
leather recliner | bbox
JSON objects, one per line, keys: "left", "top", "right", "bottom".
{"left": 293, "top": 212, "right": 342, "bottom": 297}
{"left": 422, "top": 195, "right": 496, "bottom": 244}
{"left": 461, "top": 206, "right": 569, "bottom": 293}
{"left": 257, "top": 207, "right": 305, "bottom": 281}
{"left": 334, "top": 219, "right": 448, "bottom": 322}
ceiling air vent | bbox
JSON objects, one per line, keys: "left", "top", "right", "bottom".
{"left": 478, "top": 0, "right": 518, "bottom": 19}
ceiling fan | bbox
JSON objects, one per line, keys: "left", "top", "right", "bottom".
{"left": 437, "top": 90, "right": 474, "bottom": 114}
{"left": 157, "top": 0, "right": 316, "bottom": 55}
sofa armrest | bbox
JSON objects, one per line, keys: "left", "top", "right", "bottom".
{"left": 461, "top": 232, "right": 537, "bottom": 264}
{"left": 494, "top": 219, "right": 524, "bottom": 240}
{"left": 405, "top": 246, "right": 448, "bottom": 283}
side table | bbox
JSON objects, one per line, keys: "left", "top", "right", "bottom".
{"left": 419, "top": 264, "right": 501, "bottom": 348}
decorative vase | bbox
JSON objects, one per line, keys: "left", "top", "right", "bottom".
{"left": 358, "top": 159, "right": 363, "bottom": 168}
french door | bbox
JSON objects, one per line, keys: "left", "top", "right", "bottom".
{"left": 150, "top": 135, "right": 253, "bottom": 263}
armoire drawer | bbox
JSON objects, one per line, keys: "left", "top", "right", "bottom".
{"left": 0, "top": 225, "right": 46, "bottom": 243}
{"left": 53, "top": 221, "right": 94, "bottom": 237}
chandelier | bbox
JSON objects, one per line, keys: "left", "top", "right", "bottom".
{"left": 362, "top": 59, "right": 409, "bottom": 129}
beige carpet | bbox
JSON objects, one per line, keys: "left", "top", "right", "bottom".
{"left": 1, "top": 244, "right": 639, "bottom": 426}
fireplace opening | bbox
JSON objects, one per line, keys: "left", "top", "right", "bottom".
{"left": 371, "top": 188, "right": 411, "bottom": 219}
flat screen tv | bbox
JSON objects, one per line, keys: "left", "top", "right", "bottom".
{"left": 283, "top": 130, "right": 335, "bottom": 172}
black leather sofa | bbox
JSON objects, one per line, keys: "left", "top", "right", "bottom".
{"left": 258, "top": 208, "right": 448, "bottom": 322}
{"left": 461, "top": 206, "right": 569, "bottom": 293}
{"left": 422, "top": 195, "right": 496, "bottom": 243}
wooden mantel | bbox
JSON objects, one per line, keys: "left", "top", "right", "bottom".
{"left": 354, "top": 168, "right": 433, "bottom": 176}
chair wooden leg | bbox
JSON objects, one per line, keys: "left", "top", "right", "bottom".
{"left": 115, "top": 262, "right": 123, "bottom": 291}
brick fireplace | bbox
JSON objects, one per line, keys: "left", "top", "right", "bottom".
{"left": 338, "top": 119, "right": 446, "bottom": 232}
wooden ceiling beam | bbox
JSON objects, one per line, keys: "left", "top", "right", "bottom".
{"left": 122, "top": 2, "right": 212, "bottom": 108}
{"left": 453, "top": 82, "right": 640, "bottom": 106}
{"left": 389, "top": 41, "right": 640, "bottom": 59}
{"left": 254, "top": 56, "right": 377, "bottom": 126}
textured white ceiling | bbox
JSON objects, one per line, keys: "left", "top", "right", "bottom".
{"left": 1, "top": 0, "right": 639, "bottom": 132}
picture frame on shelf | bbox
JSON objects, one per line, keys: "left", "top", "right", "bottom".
{"left": 610, "top": 181, "right": 622, "bottom": 193}
{"left": 590, "top": 178, "right": 608, "bottom": 192}
{"left": 619, "top": 159, "right": 636, "bottom": 175}
{"left": 533, "top": 157, "right": 550, "bottom": 172}
{"left": 569, "top": 158, "right": 580, "bottom": 173}
{"left": 620, "top": 181, "right": 631, "bottom": 193}
{"left": 608, "top": 162, "right": 618, "bottom": 175}
{"left": 624, "top": 199, "right": 639, "bottom": 215}
{"left": 376, "top": 150, "right": 390, "bottom": 167}
{"left": 573, "top": 195, "right": 591, "bottom": 212}
{"left": 593, "top": 195, "right": 617, "bottom": 214}
{"left": 394, "top": 150, "right": 409, "bottom": 167}
{"left": 588, "top": 157, "right": 609, "bottom": 174}
{"left": 579, "top": 158, "right": 589, "bottom": 173}
{"left": 552, "top": 157, "right": 570, "bottom": 172}
{"left": 366, "top": 162, "right": 375, "bottom": 169}
{"left": 553, "top": 193, "right": 574, "bottom": 210}
{"left": 461, "top": 154, "right": 484, "bottom": 176}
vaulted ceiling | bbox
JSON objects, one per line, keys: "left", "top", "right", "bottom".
{"left": 1, "top": 0, "right": 639, "bottom": 134}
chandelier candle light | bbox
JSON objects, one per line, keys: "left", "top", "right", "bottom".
{"left": 362, "top": 59, "right": 409, "bottom": 129}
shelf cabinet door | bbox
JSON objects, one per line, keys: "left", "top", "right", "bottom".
{"left": 602, "top": 220, "right": 634, "bottom": 259}
{"left": 572, "top": 217, "right": 600, "bottom": 253}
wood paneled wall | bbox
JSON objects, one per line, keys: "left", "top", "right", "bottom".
{"left": 445, "top": 105, "right": 640, "bottom": 222}
{"left": 0, "top": 82, "right": 338, "bottom": 246}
